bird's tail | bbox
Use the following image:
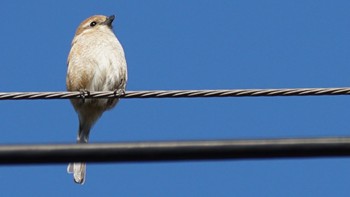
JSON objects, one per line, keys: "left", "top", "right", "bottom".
{"left": 67, "top": 162, "right": 86, "bottom": 184}
{"left": 67, "top": 119, "right": 92, "bottom": 185}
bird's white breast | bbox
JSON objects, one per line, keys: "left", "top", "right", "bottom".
{"left": 68, "top": 28, "right": 127, "bottom": 92}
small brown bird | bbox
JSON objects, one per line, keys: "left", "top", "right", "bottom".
{"left": 66, "top": 15, "right": 128, "bottom": 184}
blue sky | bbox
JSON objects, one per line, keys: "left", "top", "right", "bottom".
{"left": 1, "top": 0, "right": 350, "bottom": 196}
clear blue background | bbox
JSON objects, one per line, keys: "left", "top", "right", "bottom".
{"left": 0, "top": 1, "right": 350, "bottom": 196}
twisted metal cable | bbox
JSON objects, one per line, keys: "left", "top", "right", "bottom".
{"left": 1, "top": 87, "right": 350, "bottom": 100}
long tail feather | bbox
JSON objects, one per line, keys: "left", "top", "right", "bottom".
{"left": 68, "top": 114, "right": 93, "bottom": 185}
{"left": 67, "top": 162, "right": 86, "bottom": 184}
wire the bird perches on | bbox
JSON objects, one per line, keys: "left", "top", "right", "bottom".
{"left": 1, "top": 87, "right": 350, "bottom": 100}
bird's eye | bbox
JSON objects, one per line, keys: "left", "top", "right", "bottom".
{"left": 90, "top": 21, "right": 97, "bottom": 27}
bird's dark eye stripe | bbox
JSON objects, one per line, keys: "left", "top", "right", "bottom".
{"left": 90, "top": 21, "right": 97, "bottom": 27}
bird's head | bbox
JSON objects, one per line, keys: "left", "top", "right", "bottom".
{"left": 75, "top": 15, "right": 115, "bottom": 37}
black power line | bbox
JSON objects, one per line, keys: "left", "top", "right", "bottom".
{"left": 1, "top": 137, "right": 350, "bottom": 164}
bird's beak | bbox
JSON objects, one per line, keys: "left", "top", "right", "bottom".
{"left": 104, "top": 15, "right": 115, "bottom": 28}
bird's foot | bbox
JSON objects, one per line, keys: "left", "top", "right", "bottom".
{"left": 113, "top": 89, "right": 125, "bottom": 97}
{"left": 79, "top": 89, "right": 90, "bottom": 103}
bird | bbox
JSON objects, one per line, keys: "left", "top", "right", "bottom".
{"left": 66, "top": 15, "right": 128, "bottom": 184}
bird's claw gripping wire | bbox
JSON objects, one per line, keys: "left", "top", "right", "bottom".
{"left": 79, "top": 89, "right": 90, "bottom": 103}
{"left": 113, "top": 89, "right": 125, "bottom": 98}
